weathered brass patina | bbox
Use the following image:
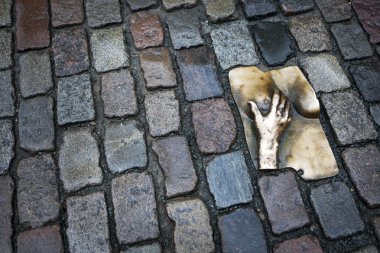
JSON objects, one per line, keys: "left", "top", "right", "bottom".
{"left": 229, "top": 66, "right": 338, "bottom": 180}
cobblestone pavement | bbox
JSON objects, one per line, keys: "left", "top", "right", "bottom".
{"left": 0, "top": 0, "right": 380, "bottom": 252}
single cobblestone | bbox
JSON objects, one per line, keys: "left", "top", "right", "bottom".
{"left": 16, "top": 0, "right": 50, "bottom": 50}
{"left": 112, "top": 172, "right": 159, "bottom": 244}
{"left": 342, "top": 144, "right": 380, "bottom": 208}
{"left": 162, "top": 0, "right": 197, "bottom": 10}
{"left": 90, "top": 27, "right": 128, "bottom": 72}
{"left": 105, "top": 120, "right": 147, "bottom": 173}
{"left": 373, "top": 217, "right": 380, "bottom": 241}
{"left": 177, "top": 46, "right": 223, "bottom": 101}
{"left": 17, "top": 225, "right": 63, "bottom": 253}
{"left": 166, "top": 10, "right": 204, "bottom": 50}
{"left": 122, "top": 243, "right": 161, "bottom": 253}
{"left": 350, "top": 63, "right": 380, "bottom": 102}
{"left": 0, "top": 0, "right": 12, "bottom": 27}
{"left": 152, "top": 135, "right": 197, "bottom": 197}
{"left": 202, "top": 0, "right": 236, "bottom": 22}
{"left": 315, "top": 0, "right": 351, "bottom": 22}
{"left": 206, "top": 151, "right": 253, "bottom": 209}
{"left": 0, "top": 176, "right": 13, "bottom": 253}
{"left": 289, "top": 12, "right": 332, "bottom": 52}
{"left": 241, "top": 0, "right": 276, "bottom": 19}
{"left": 139, "top": 47, "right": 176, "bottom": 89}
{"left": 59, "top": 128, "right": 103, "bottom": 192}
{"left": 19, "top": 96, "right": 55, "bottom": 152}
{"left": 19, "top": 50, "right": 53, "bottom": 98}
{"left": 57, "top": 73, "right": 95, "bottom": 125}
{"left": 258, "top": 172, "right": 310, "bottom": 234}
{"left": 0, "top": 29, "right": 11, "bottom": 69}
{"left": 0, "top": 70, "right": 14, "bottom": 117}
{"left": 127, "top": 0, "right": 156, "bottom": 11}
{"left": 145, "top": 90, "right": 180, "bottom": 137}
{"left": 218, "top": 208, "right": 267, "bottom": 253}
{"left": 167, "top": 198, "right": 215, "bottom": 253}
{"left": 51, "top": 0, "right": 84, "bottom": 27}
{"left": 370, "top": 104, "right": 380, "bottom": 125}
{"left": 331, "top": 21, "right": 373, "bottom": 60}
{"left": 300, "top": 54, "right": 351, "bottom": 92}
{"left": 17, "top": 155, "right": 60, "bottom": 228}
{"left": 101, "top": 69, "right": 138, "bottom": 118}
{"left": 191, "top": 98, "right": 236, "bottom": 154}
{"left": 86, "top": 0, "right": 121, "bottom": 28}
{"left": 310, "top": 181, "right": 365, "bottom": 239}
{"left": 321, "top": 90, "right": 378, "bottom": 145}
{"left": 273, "top": 235, "right": 323, "bottom": 253}
{"left": 66, "top": 192, "right": 111, "bottom": 253}
{"left": 279, "top": 0, "right": 314, "bottom": 15}
{"left": 52, "top": 28, "right": 90, "bottom": 76}
{"left": 211, "top": 21, "right": 259, "bottom": 70}
{"left": 253, "top": 21, "right": 294, "bottom": 66}
{"left": 131, "top": 11, "right": 163, "bottom": 50}
{"left": 352, "top": 0, "right": 380, "bottom": 44}
{"left": 0, "top": 120, "right": 14, "bottom": 174}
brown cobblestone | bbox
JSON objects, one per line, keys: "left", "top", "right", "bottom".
{"left": 51, "top": 0, "right": 84, "bottom": 27}
{"left": 273, "top": 235, "right": 323, "bottom": 253}
{"left": 131, "top": 11, "right": 163, "bottom": 50}
{"left": 17, "top": 225, "right": 63, "bottom": 253}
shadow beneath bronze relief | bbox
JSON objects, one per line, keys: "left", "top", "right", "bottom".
{"left": 229, "top": 66, "right": 338, "bottom": 180}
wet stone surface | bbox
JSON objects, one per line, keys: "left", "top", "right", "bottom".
{"left": 59, "top": 128, "right": 103, "bottom": 192}
{"left": 19, "top": 50, "right": 53, "bottom": 98}
{"left": 101, "top": 69, "right": 138, "bottom": 118}
{"left": 52, "top": 28, "right": 90, "bottom": 77}
{"left": 331, "top": 21, "right": 373, "bottom": 60}
{"left": 17, "top": 225, "right": 63, "bottom": 253}
{"left": 19, "top": 96, "right": 55, "bottom": 152}
{"left": 86, "top": 0, "right": 121, "bottom": 28}
{"left": 218, "top": 208, "right": 267, "bottom": 253}
{"left": 191, "top": 98, "right": 236, "bottom": 154}
{"left": 167, "top": 198, "right": 215, "bottom": 253}
{"left": 0, "top": 120, "right": 14, "bottom": 174}
{"left": 145, "top": 90, "right": 180, "bottom": 137}
{"left": 289, "top": 12, "right": 332, "bottom": 52}
{"left": 122, "top": 243, "right": 161, "bottom": 253}
{"left": 370, "top": 104, "right": 380, "bottom": 125}
{"left": 0, "top": 176, "right": 13, "bottom": 253}
{"left": 241, "top": 0, "right": 277, "bottom": 19}
{"left": 127, "top": 0, "right": 156, "bottom": 11}
{"left": 66, "top": 192, "right": 111, "bottom": 253}
{"left": 51, "top": 0, "right": 84, "bottom": 27}
{"left": 253, "top": 21, "right": 293, "bottom": 66}
{"left": 16, "top": 0, "right": 50, "bottom": 50}
{"left": 57, "top": 73, "right": 95, "bottom": 125}
{"left": 112, "top": 172, "right": 159, "bottom": 244}
{"left": 166, "top": 10, "right": 204, "bottom": 50}
{"left": 206, "top": 151, "right": 253, "bottom": 209}
{"left": 350, "top": 63, "right": 380, "bottom": 102}
{"left": 258, "top": 172, "right": 310, "bottom": 235}
{"left": 139, "top": 47, "right": 176, "bottom": 89}
{"left": 130, "top": 11, "right": 163, "bottom": 50}
{"left": 0, "top": 0, "right": 12, "bottom": 27}
{"left": 152, "top": 136, "right": 197, "bottom": 197}
{"left": 0, "top": 70, "right": 14, "bottom": 117}
{"left": 104, "top": 120, "right": 147, "bottom": 173}
{"left": 0, "top": 30, "right": 12, "bottom": 69}
{"left": 300, "top": 54, "right": 351, "bottom": 92}
{"left": 162, "top": 0, "right": 197, "bottom": 10}
{"left": 342, "top": 144, "right": 380, "bottom": 208}
{"left": 211, "top": 21, "right": 259, "bottom": 69}
{"left": 177, "top": 46, "right": 223, "bottom": 101}
{"left": 321, "top": 90, "right": 378, "bottom": 145}
{"left": 352, "top": 0, "right": 380, "bottom": 44}
{"left": 278, "top": 0, "right": 314, "bottom": 15}
{"left": 315, "top": 0, "right": 351, "bottom": 22}
{"left": 17, "top": 155, "right": 60, "bottom": 228}
{"left": 202, "top": 0, "right": 236, "bottom": 22}
{"left": 273, "top": 235, "right": 323, "bottom": 253}
{"left": 91, "top": 27, "right": 129, "bottom": 72}
{"left": 310, "top": 182, "right": 365, "bottom": 239}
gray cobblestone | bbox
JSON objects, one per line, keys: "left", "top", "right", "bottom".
{"left": 0, "top": 120, "right": 14, "bottom": 174}
{"left": 241, "top": 0, "right": 276, "bottom": 19}
{"left": 105, "top": 120, "right": 147, "bottom": 173}
{"left": 19, "top": 50, "right": 53, "bottom": 98}
{"left": 0, "top": 70, "right": 14, "bottom": 117}
{"left": 0, "top": 29, "right": 12, "bottom": 69}
{"left": 0, "top": 176, "right": 13, "bottom": 253}
{"left": 127, "top": 0, "right": 156, "bottom": 11}
{"left": 373, "top": 217, "right": 380, "bottom": 242}
{"left": 112, "top": 172, "right": 159, "bottom": 244}
{"left": 350, "top": 63, "right": 380, "bottom": 102}
{"left": 66, "top": 192, "right": 111, "bottom": 253}
{"left": 59, "top": 128, "right": 103, "bottom": 192}
{"left": 122, "top": 243, "right": 161, "bottom": 253}
{"left": 17, "top": 225, "right": 63, "bottom": 253}
{"left": 279, "top": 0, "right": 314, "bottom": 15}
{"left": 202, "top": 0, "right": 236, "bottom": 22}
{"left": 0, "top": 0, "right": 12, "bottom": 27}
{"left": 86, "top": 0, "right": 121, "bottom": 28}
{"left": 315, "top": 0, "right": 351, "bottom": 22}
{"left": 370, "top": 104, "right": 380, "bottom": 125}
{"left": 352, "top": 246, "right": 379, "bottom": 253}
{"left": 162, "top": 0, "right": 197, "bottom": 10}
{"left": 17, "top": 155, "right": 60, "bottom": 228}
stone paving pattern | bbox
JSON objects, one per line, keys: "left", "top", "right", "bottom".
{"left": 0, "top": 0, "right": 379, "bottom": 252}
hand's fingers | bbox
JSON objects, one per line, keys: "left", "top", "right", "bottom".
{"left": 248, "top": 101, "right": 263, "bottom": 122}
{"left": 277, "top": 91, "right": 286, "bottom": 114}
{"left": 270, "top": 89, "right": 280, "bottom": 115}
